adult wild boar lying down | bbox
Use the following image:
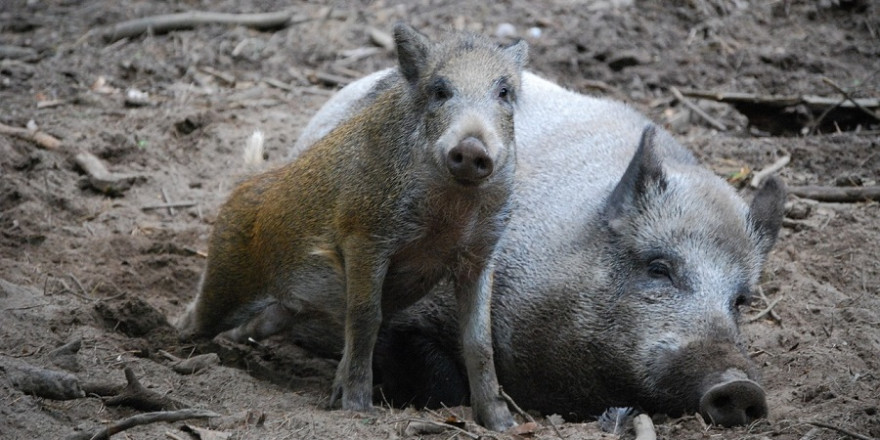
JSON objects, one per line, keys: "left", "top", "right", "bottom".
{"left": 289, "top": 69, "right": 786, "bottom": 426}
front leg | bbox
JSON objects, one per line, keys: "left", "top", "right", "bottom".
{"left": 455, "top": 262, "right": 515, "bottom": 431}
{"left": 329, "top": 237, "right": 388, "bottom": 412}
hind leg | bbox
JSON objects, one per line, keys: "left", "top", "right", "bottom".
{"left": 216, "top": 300, "right": 296, "bottom": 343}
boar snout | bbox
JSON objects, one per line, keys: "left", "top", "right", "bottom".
{"left": 447, "top": 137, "right": 493, "bottom": 184}
{"left": 699, "top": 369, "right": 768, "bottom": 427}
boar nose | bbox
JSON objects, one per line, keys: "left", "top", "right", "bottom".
{"left": 447, "top": 137, "right": 493, "bottom": 184}
{"left": 699, "top": 378, "right": 768, "bottom": 427}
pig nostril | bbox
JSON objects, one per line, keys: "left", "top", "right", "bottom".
{"left": 451, "top": 152, "right": 464, "bottom": 164}
{"left": 474, "top": 157, "right": 487, "bottom": 171}
{"left": 700, "top": 378, "right": 768, "bottom": 427}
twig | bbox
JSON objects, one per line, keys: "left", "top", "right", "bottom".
{"left": 262, "top": 77, "right": 296, "bottom": 92}
{"left": 199, "top": 66, "right": 235, "bottom": 86}
{"left": 300, "top": 86, "right": 335, "bottom": 96}
{"left": 789, "top": 185, "right": 880, "bottom": 203}
{"left": 405, "top": 419, "right": 479, "bottom": 440}
{"left": 670, "top": 86, "right": 727, "bottom": 131}
{"left": 102, "top": 10, "right": 306, "bottom": 42}
{"left": 367, "top": 27, "right": 395, "bottom": 51}
{"left": 68, "top": 273, "right": 89, "bottom": 297}
{"left": 822, "top": 77, "right": 880, "bottom": 121}
{"left": 37, "top": 99, "right": 70, "bottom": 109}
{"left": 808, "top": 421, "right": 877, "bottom": 440}
{"left": 3, "top": 303, "right": 50, "bottom": 311}
{"left": 544, "top": 415, "right": 566, "bottom": 439}
{"left": 757, "top": 286, "right": 781, "bottom": 323}
{"left": 161, "top": 188, "right": 175, "bottom": 216}
{"left": 142, "top": 201, "right": 198, "bottom": 211}
{"left": 158, "top": 350, "right": 220, "bottom": 375}
{"left": 633, "top": 414, "right": 657, "bottom": 440}
{"left": 749, "top": 295, "right": 784, "bottom": 323}
{"left": 750, "top": 155, "right": 790, "bottom": 188}
{"left": 335, "top": 47, "right": 383, "bottom": 67}
{"left": 0, "top": 121, "right": 62, "bottom": 149}
{"left": 307, "top": 70, "right": 351, "bottom": 87}
{"left": 499, "top": 387, "right": 535, "bottom": 424}
{"left": 67, "top": 408, "right": 220, "bottom": 440}
{"left": 74, "top": 151, "right": 141, "bottom": 195}
{"left": 165, "top": 432, "right": 186, "bottom": 440}
{"left": 498, "top": 386, "right": 565, "bottom": 438}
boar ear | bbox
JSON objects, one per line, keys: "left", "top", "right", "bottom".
{"left": 502, "top": 39, "right": 529, "bottom": 70}
{"left": 748, "top": 175, "right": 787, "bottom": 255}
{"left": 605, "top": 125, "right": 667, "bottom": 222}
{"left": 393, "top": 23, "right": 431, "bottom": 85}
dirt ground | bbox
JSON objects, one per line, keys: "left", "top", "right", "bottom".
{"left": 1, "top": 1, "right": 878, "bottom": 439}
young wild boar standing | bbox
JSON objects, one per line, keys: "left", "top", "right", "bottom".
{"left": 176, "top": 24, "right": 528, "bottom": 431}
{"left": 292, "top": 71, "right": 786, "bottom": 427}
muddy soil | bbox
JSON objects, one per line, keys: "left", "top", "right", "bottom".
{"left": 1, "top": 1, "right": 878, "bottom": 439}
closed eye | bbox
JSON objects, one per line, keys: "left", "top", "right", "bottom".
{"left": 647, "top": 259, "right": 672, "bottom": 280}
{"left": 431, "top": 78, "right": 453, "bottom": 102}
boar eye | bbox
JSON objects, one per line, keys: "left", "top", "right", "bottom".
{"left": 431, "top": 79, "right": 452, "bottom": 102}
{"left": 647, "top": 260, "right": 672, "bottom": 280}
{"left": 496, "top": 79, "right": 513, "bottom": 103}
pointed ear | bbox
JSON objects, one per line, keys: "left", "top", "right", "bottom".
{"left": 502, "top": 39, "right": 529, "bottom": 70}
{"left": 605, "top": 125, "right": 667, "bottom": 223}
{"left": 749, "top": 175, "right": 787, "bottom": 255}
{"left": 393, "top": 22, "right": 431, "bottom": 85}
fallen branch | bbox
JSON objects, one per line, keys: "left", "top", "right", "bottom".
{"left": 680, "top": 90, "right": 880, "bottom": 110}
{"left": 788, "top": 185, "right": 880, "bottom": 203}
{"left": 808, "top": 421, "right": 876, "bottom": 440}
{"left": 104, "top": 367, "right": 187, "bottom": 411}
{"left": 67, "top": 408, "right": 220, "bottom": 440}
{"left": 0, "top": 121, "right": 62, "bottom": 150}
{"left": 681, "top": 89, "right": 880, "bottom": 134}
{"left": 5, "top": 361, "right": 85, "bottom": 400}
{"left": 750, "top": 155, "right": 790, "bottom": 188}
{"left": 103, "top": 10, "right": 306, "bottom": 42}
{"left": 633, "top": 414, "right": 657, "bottom": 440}
{"left": 670, "top": 86, "right": 727, "bottom": 131}
{"left": 74, "top": 151, "right": 142, "bottom": 196}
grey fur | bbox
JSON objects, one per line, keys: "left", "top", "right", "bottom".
{"left": 292, "top": 71, "right": 786, "bottom": 424}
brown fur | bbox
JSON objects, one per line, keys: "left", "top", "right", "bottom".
{"left": 176, "top": 24, "right": 527, "bottom": 431}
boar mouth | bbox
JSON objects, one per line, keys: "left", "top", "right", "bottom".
{"left": 645, "top": 340, "right": 768, "bottom": 426}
